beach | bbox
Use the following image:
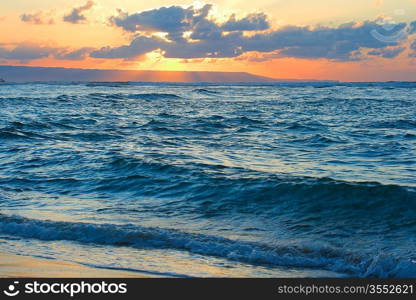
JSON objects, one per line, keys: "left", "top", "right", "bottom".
{"left": 0, "top": 251, "right": 151, "bottom": 278}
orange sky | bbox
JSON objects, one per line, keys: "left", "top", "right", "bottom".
{"left": 1, "top": 0, "right": 415, "bottom": 81}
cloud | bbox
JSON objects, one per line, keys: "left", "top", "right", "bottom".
{"left": 20, "top": 11, "right": 55, "bottom": 25}
{"left": 221, "top": 13, "right": 269, "bottom": 31}
{"left": 63, "top": 1, "right": 95, "bottom": 24}
{"left": 410, "top": 40, "right": 416, "bottom": 57}
{"left": 97, "top": 3, "right": 415, "bottom": 62}
{"left": 110, "top": 4, "right": 214, "bottom": 42}
{"left": 409, "top": 21, "right": 416, "bottom": 34}
{"left": 91, "top": 36, "right": 163, "bottom": 59}
{"left": 368, "top": 47, "right": 405, "bottom": 58}
{"left": 0, "top": 44, "right": 58, "bottom": 62}
{"left": 110, "top": 6, "right": 192, "bottom": 32}
{"left": 109, "top": 4, "right": 270, "bottom": 42}
{"left": 7, "top": 3, "right": 416, "bottom": 64}
{"left": 245, "top": 21, "right": 410, "bottom": 60}
{"left": 234, "top": 51, "right": 281, "bottom": 62}
{"left": 55, "top": 48, "right": 94, "bottom": 60}
{"left": 0, "top": 44, "right": 95, "bottom": 62}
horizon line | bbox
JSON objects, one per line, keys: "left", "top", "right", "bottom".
{"left": 1, "top": 65, "right": 415, "bottom": 83}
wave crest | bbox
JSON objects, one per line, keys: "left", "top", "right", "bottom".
{"left": 1, "top": 214, "right": 414, "bottom": 277}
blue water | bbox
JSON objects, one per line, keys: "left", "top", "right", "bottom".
{"left": 0, "top": 81, "right": 415, "bottom": 277}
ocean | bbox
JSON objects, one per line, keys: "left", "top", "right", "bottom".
{"left": 0, "top": 81, "right": 415, "bottom": 277}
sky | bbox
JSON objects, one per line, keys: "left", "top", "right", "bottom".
{"left": 0, "top": 0, "right": 416, "bottom": 81}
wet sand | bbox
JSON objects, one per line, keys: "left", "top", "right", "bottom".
{"left": 0, "top": 252, "right": 152, "bottom": 278}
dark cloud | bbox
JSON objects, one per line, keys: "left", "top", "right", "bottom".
{"left": 110, "top": 6, "right": 192, "bottom": 33}
{"left": 20, "top": 11, "right": 55, "bottom": 25}
{"left": 109, "top": 4, "right": 269, "bottom": 41}
{"left": 0, "top": 44, "right": 58, "bottom": 62}
{"left": 189, "top": 18, "right": 222, "bottom": 40}
{"left": 110, "top": 4, "right": 214, "bottom": 42}
{"left": 0, "top": 44, "right": 95, "bottom": 62}
{"left": 245, "top": 22, "right": 408, "bottom": 61}
{"left": 221, "top": 13, "right": 269, "bottom": 31}
{"left": 63, "top": 1, "right": 95, "bottom": 24}
{"left": 97, "top": 11, "right": 413, "bottom": 61}
{"left": 55, "top": 48, "right": 94, "bottom": 60}
{"left": 410, "top": 40, "right": 416, "bottom": 58}
{"left": 91, "top": 36, "right": 163, "bottom": 59}
{"left": 409, "top": 21, "right": 416, "bottom": 34}
{"left": 368, "top": 47, "right": 405, "bottom": 58}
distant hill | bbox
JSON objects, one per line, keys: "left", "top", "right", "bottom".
{"left": 0, "top": 65, "right": 284, "bottom": 83}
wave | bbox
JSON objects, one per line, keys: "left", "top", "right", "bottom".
{"left": 286, "top": 121, "right": 324, "bottom": 131}
{"left": 0, "top": 130, "right": 32, "bottom": 140}
{"left": 192, "top": 88, "right": 219, "bottom": 95}
{"left": 370, "top": 119, "right": 416, "bottom": 130}
{"left": 291, "top": 134, "right": 345, "bottom": 146}
{"left": 0, "top": 96, "right": 44, "bottom": 102}
{"left": 0, "top": 92, "right": 185, "bottom": 103}
{"left": 127, "top": 93, "right": 183, "bottom": 100}
{"left": 104, "top": 155, "right": 416, "bottom": 193}
{"left": 5, "top": 148, "right": 414, "bottom": 214}
{"left": 86, "top": 82, "right": 131, "bottom": 88}
{"left": 1, "top": 142, "right": 414, "bottom": 214}
{"left": 90, "top": 159, "right": 416, "bottom": 232}
{"left": 88, "top": 93, "right": 182, "bottom": 101}
{"left": 0, "top": 119, "right": 94, "bottom": 141}
{"left": 0, "top": 128, "right": 51, "bottom": 140}
{"left": 0, "top": 214, "right": 414, "bottom": 277}
{"left": 5, "top": 153, "right": 413, "bottom": 232}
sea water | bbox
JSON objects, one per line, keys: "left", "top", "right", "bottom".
{"left": 0, "top": 82, "right": 415, "bottom": 277}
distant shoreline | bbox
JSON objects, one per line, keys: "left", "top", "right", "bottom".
{"left": 0, "top": 65, "right": 332, "bottom": 83}
{"left": 0, "top": 66, "right": 414, "bottom": 83}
